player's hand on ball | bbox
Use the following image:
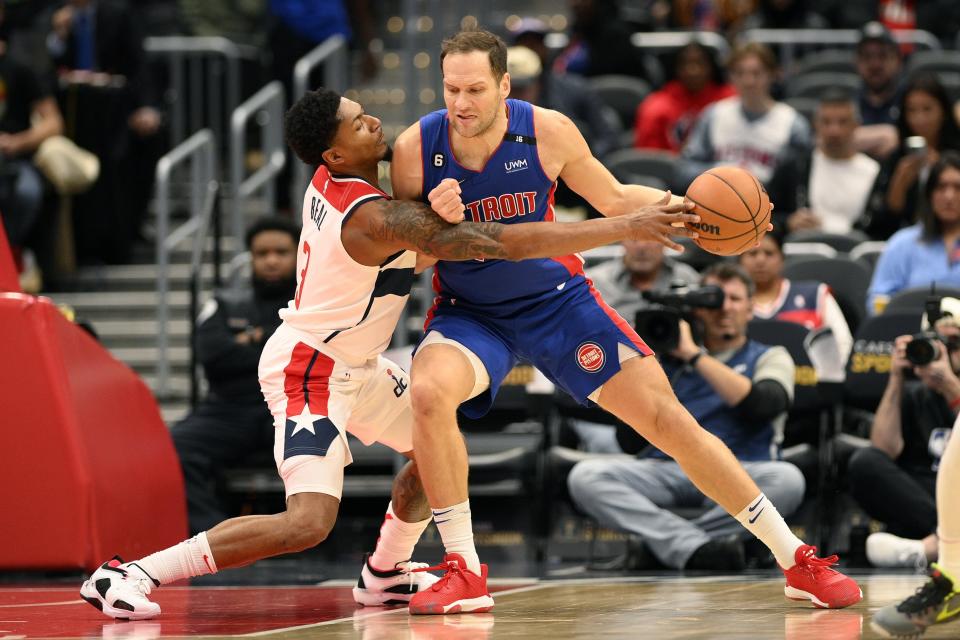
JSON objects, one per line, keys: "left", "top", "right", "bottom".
{"left": 428, "top": 178, "right": 465, "bottom": 223}
{"left": 624, "top": 191, "right": 700, "bottom": 252}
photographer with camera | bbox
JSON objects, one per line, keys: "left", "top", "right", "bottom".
{"left": 848, "top": 298, "right": 960, "bottom": 568}
{"left": 568, "top": 263, "right": 803, "bottom": 570}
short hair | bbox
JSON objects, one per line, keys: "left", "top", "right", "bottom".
{"left": 284, "top": 88, "right": 342, "bottom": 167}
{"left": 245, "top": 216, "right": 300, "bottom": 250}
{"left": 921, "top": 150, "right": 960, "bottom": 240}
{"left": 701, "top": 262, "right": 756, "bottom": 298}
{"left": 816, "top": 87, "right": 861, "bottom": 121}
{"left": 727, "top": 42, "right": 778, "bottom": 74}
{"left": 440, "top": 29, "right": 508, "bottom": 81}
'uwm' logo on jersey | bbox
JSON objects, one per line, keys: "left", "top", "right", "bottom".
{"left": 465, "top": 192, "right": 538, "bottom": 222}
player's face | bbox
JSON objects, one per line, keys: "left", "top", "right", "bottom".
{"left": 857, "top": 42, "right": 900, "bottom": 93}
{"left": 904, "top": 89, "right": 944, "bottom": 143}
{"left": 730, "top": 55, "right": 772, "bottom": 103}
{"left": 738, "top": 235, "right": 783, "bottom": 289}
{"left": 442, "top": 51, "right": 509, "bottom": 139}
{"left": 250, "top": 230, "right": 297, "bottom": 283}
{"left": 932, "top": 166, "right": 960, "bottom": 227}
{"left": 331, "top": 98, "right": 388, "bottom": 168}
{"left": 816, "top": 102, "right": 858, "bottom": 158}
{"left": 698, "top": 276, "right": 753, "bottom": 342}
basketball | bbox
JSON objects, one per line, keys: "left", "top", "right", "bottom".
{"left": 683, "top": 166, "right": 772, "bottom": 256}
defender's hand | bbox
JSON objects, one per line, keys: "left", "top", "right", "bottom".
{"left": 624, "top": 192, "right": 699, "bottom": 252}
{"left": 428, "top": 178, "right": 465, "bottom": 223}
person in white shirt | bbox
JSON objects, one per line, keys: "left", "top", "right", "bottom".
{"left": 768, "top": 89, "right": 880, "bottom": 235}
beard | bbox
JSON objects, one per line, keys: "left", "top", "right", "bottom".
{"left": 253, "top": 274, "right": 297, "bottom": 301}
{"left": 382, "top": 145, "right": 393, "bottom": 163}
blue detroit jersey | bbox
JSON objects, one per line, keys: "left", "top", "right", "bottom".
{"left": 419, "top": 99, "right": 585, "bottom": 308}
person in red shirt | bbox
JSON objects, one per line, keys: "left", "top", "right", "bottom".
{"left": 634, "top": 41, "right": 735, "bottom": 154}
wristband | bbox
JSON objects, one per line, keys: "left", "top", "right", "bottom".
{"left": 686, "top": 350, "right": 704, "bottom": 368}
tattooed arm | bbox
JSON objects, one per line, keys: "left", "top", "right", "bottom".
{"left": 342, "top": 194, "right": 700, "bottom": 267}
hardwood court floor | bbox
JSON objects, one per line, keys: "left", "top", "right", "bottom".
{"left": 0, "top": 573, "right": 955, "bottom": 639}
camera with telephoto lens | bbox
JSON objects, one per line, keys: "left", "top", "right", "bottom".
{"left": 634, "top": 285, "right": 725, "bottom": 354}
{"left": 905, "top": 296, "right": 960, "bottom": 366}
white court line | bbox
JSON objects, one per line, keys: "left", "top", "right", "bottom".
{"left": 0, "top": 601, "right": 82, "bottom": 609}
{"left": 239, "top": 582, "right": 548, "bottom": 637}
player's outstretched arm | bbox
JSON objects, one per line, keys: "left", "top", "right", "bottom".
{"left": 342, "top": 192, "right": 701, "bottom": 266}
{"left": 536, "top": 106, "right": 684, "bottom": 216}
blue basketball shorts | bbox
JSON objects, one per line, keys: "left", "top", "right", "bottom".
{"left": 418, "top": 276, "right": 653, "bottom": 418}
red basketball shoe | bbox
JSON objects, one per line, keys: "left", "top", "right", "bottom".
{"left": 781, "top": 545, "right": 863, "bottom": 609}
{"left": 408, "top": 553, "right": 494, "bottom": 615}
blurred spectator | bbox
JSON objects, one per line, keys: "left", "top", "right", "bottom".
{"left": 863, "top": 73, "right": 960, "bottom": 240}
{"left": 854, "top": 22, "right": 903, "bottom": 160}
{"left": 173, "top": 216, "right": 298, "bottom": 534}
{"left": 740, "top": 0, "right": 828, "bottom": 30}
{"left": 767, "top": 89, "right": 880, "bottom": 234}
{"left": 568, "top": 263, "right": 800, "bottom": 570}
{"left": 266, "top": 0, "right": 374, "bottom": 210}
{"left": 678, "top": 42, "right": 811, "bottom": 189}
{"left": 664, "top": 0, "right": 756, "bottom": 34}
{"left": 179, "top": 0, "right": 266, "bottom": 48}
{"left": 868, "top": 152, "right": 960, "bottom": 314}
{"left": 847, "top": 301, "right": 960, "bottom": 568}
{"left": 588, "top": 238, "right": 701, "bottom": 321}
{"left": 552, "top": 0, "right": 656, "bottom": 81}
{"left": 507, "top": 45, "right": 619, "bottom": 160}
{"left": 0, "top": 0, "right": 63, "bottom": 290}
{"left": 739, "top": 233, "right": 853, "bottom": 364}
{"left": 569, "top": 239, "right": 700, "bottom": 453}
{"left": 47, "top": 0, "right": 165, "bottom": 264}
{"left": 633, "top": 41, "right": 735, "bottom": 154}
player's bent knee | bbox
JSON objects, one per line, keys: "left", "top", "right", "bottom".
{"left": 282, "top": 494, "right": 338, "bottom": 552}
{"left": 281, "top": 511, "right": 334, "bottom": 552}
{"left": 409, "top": 377, "right": 457, "bottom": 416}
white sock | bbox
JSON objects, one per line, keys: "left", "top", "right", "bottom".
{"left": 131, "top": 532, "right": 218, "bottom": 585}
{"left": 369, "top": 501, "right": 431, "bottom": 570}
{"left": 735, "top": 493, "right": 805, "bottom": 569}
{"left": 432, "top": 500, "right": 481, "bottom": 574}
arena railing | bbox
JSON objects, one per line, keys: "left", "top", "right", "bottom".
{"left": 144, "top": 36, "right": 245, "bottom": 149}
{"left": 229, "top": 81, "right": 286, "bottom": 246}
{"left": 291, "top": 35, "right": 348, "bottom": 209}
{"left": 154, "top": 129, "right": 218, "bottom": 399}
{"left": 629, "top": 31, "right": 731, "bottom": 61}
{"left": 739, "top": 28, "right": 941, "bottom": 73}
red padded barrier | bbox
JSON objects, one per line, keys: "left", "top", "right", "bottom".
{"left": 0, "top": 293, "right": 187, "bottom": 570}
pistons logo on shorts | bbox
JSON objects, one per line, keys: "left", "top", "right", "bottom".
{"left": 576, "top": 341, "right": 605, "bottom": 373}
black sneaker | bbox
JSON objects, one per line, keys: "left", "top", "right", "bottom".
{"left": 684, "top": 539, "right": 746, "bottom": 571}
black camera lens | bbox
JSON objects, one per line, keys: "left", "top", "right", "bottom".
{"left": 905, "top": 335, "right": 941, "bottom": 366}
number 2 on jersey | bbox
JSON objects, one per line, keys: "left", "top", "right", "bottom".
{"left": 294, "top": 240, "right": 311, "bottom": 309}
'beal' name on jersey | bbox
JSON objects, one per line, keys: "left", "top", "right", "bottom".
{"left": 464, "top": 191, "right": 538, "bottom": 222}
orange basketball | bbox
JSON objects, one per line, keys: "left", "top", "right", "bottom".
{"left": 683, "top": 166, "right": 772, "bottom": 256}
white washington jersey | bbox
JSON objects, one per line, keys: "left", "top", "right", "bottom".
{"left": 279, "top": 165, "right": 416, "bottom": 364}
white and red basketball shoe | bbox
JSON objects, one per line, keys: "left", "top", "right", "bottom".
{"left": 408, "top": 553, "right": 494, "bottom": 615}
{"left": 80, "top": 557, "right": 161, "bottom": 620}
{"left": 353, "top": 553, "right": 440, "bottom": 606}
{"left": 781, "top": 545, "right": 863, "bottom": 609}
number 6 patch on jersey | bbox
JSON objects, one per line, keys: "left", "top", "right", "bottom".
{"left": 433, "top": 153, "right": 445, "bottom": 167}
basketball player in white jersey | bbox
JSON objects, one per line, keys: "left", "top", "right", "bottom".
{"left": 78, "top": 87, "right": 701, "bottom": 620}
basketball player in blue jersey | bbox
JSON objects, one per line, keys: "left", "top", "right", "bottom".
{"left": 390, "top": 29, "right": 862, "bottom": 615}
